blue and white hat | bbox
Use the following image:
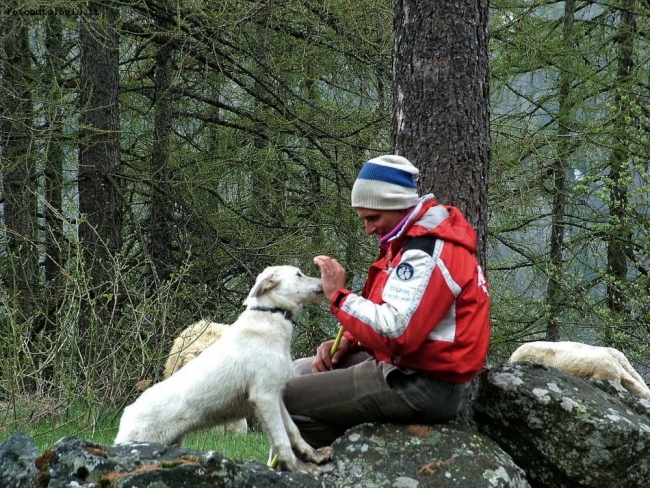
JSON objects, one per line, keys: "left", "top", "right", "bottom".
{"left": 351, "top": 155, "right": 420, "bottom": 210}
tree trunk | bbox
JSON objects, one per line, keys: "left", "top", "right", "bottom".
{"left": 40, "top": 14, "right": 67, "bottom": 389}
{"left": 78, "top": 2, "right": 122, "bottom": 359}
{"left": 252, "top": 5, "right": 286, "bottom": 232}
{"left": 1, "top": 5, "right": 39, "bottom": 393}
{"left": 250, "top": 3, "right": 286, "bottom": 272}
{"left": 392, "top": 0, "right": 490, "bottom": 424}
{"left": 150, "top": 36, "right": 175, "bottom": 286}
{"left": 545, "top": 0, "right": 576, "bottom": 342}
{"left": 604, "top": 1, "right": 635, "bottom": 345}
{"left": 392, "top": 0, "right": 490, "bottom": 268}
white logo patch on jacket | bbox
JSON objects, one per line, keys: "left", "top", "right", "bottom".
{"left": 396, "top": 262, "right": 415, "bottom": 280}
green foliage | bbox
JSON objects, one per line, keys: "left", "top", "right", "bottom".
{"left": 0, "top": 394, "right": 269, "bottom": 463}
{"left": 184, "top": 431, "right": 269, "bottom": 464}
{"left": 0, "top": 395, "right": 117, "bottom": 450}
{"left": 489, "top": 0, "right": 650, "bottom": 371}
{"left": 1, "top": 0, "right": 392, "bottom": 443}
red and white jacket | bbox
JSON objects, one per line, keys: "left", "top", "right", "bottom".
{"left": 329, "top": 195, "right": 490, "bottom": 383}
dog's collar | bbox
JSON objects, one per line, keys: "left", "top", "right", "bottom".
{"left": 248, "top": 306, "right": 293, "bottom": 321}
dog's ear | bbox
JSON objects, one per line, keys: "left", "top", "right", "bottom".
{"left": 245, "top": 273, "right": 279, "bottom": 301}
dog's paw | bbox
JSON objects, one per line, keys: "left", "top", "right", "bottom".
{"left": 296, "top": 444, "right": 332, "bottom": 465}
{"left": 311, "top": 445, "right": 333, "bottom": 464}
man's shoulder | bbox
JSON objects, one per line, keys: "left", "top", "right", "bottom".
{"left": 402, "top": 236, "right": 436, "bottom": 256}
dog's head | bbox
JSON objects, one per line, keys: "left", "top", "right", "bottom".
{"left": 243, "top": 265, "right": 324, "bottom": 316}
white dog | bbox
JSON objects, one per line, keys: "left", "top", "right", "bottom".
{"left": 509, "top": 341, "right": 650, "bottom": 400}
{"left": 163, "top": 320, "right": 248, "bottom": 434}
{"left": 115, "top": 265, "right": 332, "bottom": 474}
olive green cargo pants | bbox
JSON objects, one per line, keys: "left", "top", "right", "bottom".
{"left": 284, "top": 351, "right": 471, "bottom": 448}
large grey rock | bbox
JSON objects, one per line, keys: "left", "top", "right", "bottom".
{"left": 474, "top": 361, "right": 650, "bottom": 488}
{"left": 0, "top": 432, "right": 38, "bottom": 488}
{"left": 11, "top": 435, "right": 320, "bottom": 488}
{"left": 321, "top": 420, "right": 529, "bottom": 487}
{"left": 0, "top": 425, "right": 526, "bottom": 488}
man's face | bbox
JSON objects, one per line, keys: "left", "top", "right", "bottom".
{"left": 355, "top": 208, "right": 410, "bottom": 238}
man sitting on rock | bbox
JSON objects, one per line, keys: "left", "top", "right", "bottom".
{"left": 285, "top": 154, "right": 491, "bottom": 447}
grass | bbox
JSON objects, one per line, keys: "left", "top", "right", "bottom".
{"left": 0, "top": 395, "right": 269, "bottom": 464}
{"left": 184, "top": 430, "right": 269, "bottom": 463}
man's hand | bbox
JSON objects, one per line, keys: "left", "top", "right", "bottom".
{"left": 313, "top": 255, "right": 346, "bottom": 300}
{"left": 312, "top": 336, "right": 352, "bottom": 373}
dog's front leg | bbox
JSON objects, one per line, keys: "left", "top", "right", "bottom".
{"left": 251, "top": 392, "right": 323, "bottom": 475}
{"left": 279, "top": 401, "right": 333, "bottom": 464}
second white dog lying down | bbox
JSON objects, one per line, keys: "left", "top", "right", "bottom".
{"left": 163, "top": 319, "right": 228, "bottom": 379}
{"left": 163, "top": 320, "right": 248, "bottom": 434}
{"left": 509, "top": 341, "right": 650, "bottom": 401}
{"left": 115, "top": 265, "right": 332, "bottom": 474}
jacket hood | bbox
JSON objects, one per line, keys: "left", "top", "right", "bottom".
{"left": 391, "top": 194, "right": 478, "bottom": 254}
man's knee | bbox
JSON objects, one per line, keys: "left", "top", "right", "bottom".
{"left": 293, "top": 356, "right": 315, "bottom": 377}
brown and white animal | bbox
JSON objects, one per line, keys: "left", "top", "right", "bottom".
{"left": 163, "top": 320, "right": 248, "bottom": 434}
{"left": 509, "top": 341, "right": 650, "bottom": 401}
{"left": 115, "top": 265, "right": 332, "bottom": 474}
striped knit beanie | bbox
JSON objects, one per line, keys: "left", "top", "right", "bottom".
{"left": 351, "top": 155, "right": 420, "bottom": 210}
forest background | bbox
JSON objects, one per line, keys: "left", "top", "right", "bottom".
{"left": 2, "top": 0, "right": 650, "bottom": 439}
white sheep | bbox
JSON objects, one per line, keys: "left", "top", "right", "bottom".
{"left": 164, "top": 320, "right": 226, "bottom": 378}
{"left": 163, "top": 319, "right": 248, "bottom": 433}
{"left": 509, "top": 341, "right": 650, "bottom": 401}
